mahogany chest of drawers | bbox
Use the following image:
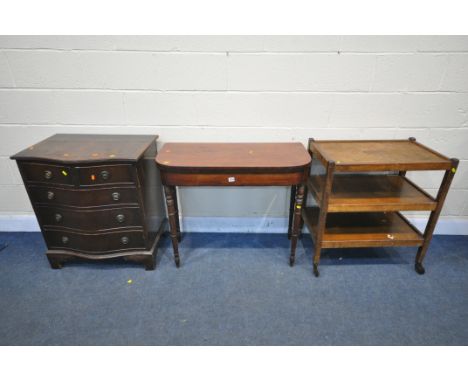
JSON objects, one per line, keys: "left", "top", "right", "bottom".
{"left": 11, "top": 134, "right": 166, "bottom": 270}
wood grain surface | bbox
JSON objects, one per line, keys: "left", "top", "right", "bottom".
{"left": 11, "top": 134, "right": 158, "bottom": 163}
{"left": 309, "top": 139, "right": 452, "bottom": 171}
{"left": 156, "top": 142, "right": 311, "bottom": 172}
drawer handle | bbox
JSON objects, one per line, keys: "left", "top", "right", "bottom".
{"left": 44, "top": 170, "right": 53, "bottom": 180}
{"left": 227, "top": 176, "right": 236, "bottom": 183}
{"left": 121, "top": 236, "right": 129, "bottom": 245}
{"left": 47, "top": 191, "right": 55, "bottom": 200}
{"left": 55, "top": 213, "right": 63, "bottom": 223}
{"left": 61, "top": 236, "right": 69, "bottom": 244}
{"left": 112, "top": 192, "right": 120, "bottom": 201}
{"left": 100, "top": 170, "right": 110, "bottom": 180}
{"left": 116, "top": 214, "right": 125, "bottom": 223}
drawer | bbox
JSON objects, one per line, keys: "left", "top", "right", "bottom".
{"left": 28, "top": 186, "right": 139, "bottom": 208}
{"left": 78, "top": 164, "right": 135, "bottom": 186}
{"left": 19, "top": 162, "right": 74, "bottom": 186}
{"left": 37, "top": 206, "right": 143, "bottom": 231}
{"left": 44, "top": 229, "right": 146, "bottom": 253}
{"left": 162, "top": 171, "right": 305, "bottom": 186}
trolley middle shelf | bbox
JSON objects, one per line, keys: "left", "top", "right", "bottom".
{"left": 307, "top": 174, "right": 437, "bottom": 213}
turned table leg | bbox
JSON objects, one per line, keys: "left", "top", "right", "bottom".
{"left": 289, "top": 184, "right": 305, "bottom": 266}
{"left": 164, "top": 185, "right": 181, "bottom": 267}
{"left": 172, "top": 187, "right": 182, "bottom": 242}
{"left": 288, "top": 185, "right": 297, "bottom": 240}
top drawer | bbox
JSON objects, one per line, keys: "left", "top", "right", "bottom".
{"left": 77, "top": 164, "right": 135, "bottom": 186}
{"left": 19, "top": 162, "right": 74, "bottom": 186}
{"left": 18, "top": 162, "right": 136, "bottom": 187}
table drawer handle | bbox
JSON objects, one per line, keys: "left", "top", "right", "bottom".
{"left": 227, "top": 176, "right": 236, "bottom": 183}
{"left": 100, "top": 170, "right": 110, "bottom": 180}
{"left": 116, "top": 214, "right": 125, "bottom": 223}
{"left": 47, "top": 191, "right": 55, "bottom": 200}
{"left": 44, "top": 170, "right": 53, "bottom": 180}
{"left": 121, "top": 236, "right": 129, "bottom": 245}
{"left": 112, "top": 192, "right": 120, "bottom": 201}
{"left": 61, "top": 236, "right": 69, "bottom": 244}
{"left": 55, "top": 213, "right": 63, "bottom": 223}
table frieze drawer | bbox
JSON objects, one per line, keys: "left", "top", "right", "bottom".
{"left": 29, "top": 186, "right": 139, "bottom": 207}
{"left": 37, "top": 206, "right": 143, "bottom": 231}
{"left": 163, "top": 172, "right": 305, "bottom": 186}
{"left": 78, "top": 164, "right": 135, "bottom": 186}
{"left": 44, "top": 229, "right": 146, "bottom": 253}
{"left": 19, "top": 162, "right": 74, "bottom": 186}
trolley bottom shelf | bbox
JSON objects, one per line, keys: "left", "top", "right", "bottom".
{"left": 301, "top": 208, "right": 424, "bottom": 249}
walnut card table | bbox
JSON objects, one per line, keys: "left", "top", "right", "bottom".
{"left": 156, "top": 143, "right": 311, "bottom": 267}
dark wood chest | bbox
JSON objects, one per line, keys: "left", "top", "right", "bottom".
{"left": 11, "top": 134, "right": 166, "bottom": 270}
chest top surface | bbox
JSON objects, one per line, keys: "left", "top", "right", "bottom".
{"left": 156, "top": 142, "right": 311, "bottom": 172}
{"left": 11, "top": 134, "right": 158, "bottom": 163}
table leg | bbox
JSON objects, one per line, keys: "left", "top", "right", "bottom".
{"left": 172, "top": 187, "right": 181, "bottom": 242}
{"left": 289, "top": 184, "right": 305, "bottom": 266}
{"left": 287, "top": 185, "right": 297, "bottom": 240}
{"left": 415, "top": 159, "right": 458, "bottom": 275}
{"left": 164, "top": 185, "right": 181, "bottom": 267}
{"left": 313, "top": 161, "right": 335, "bottom": 277}
{"left": 299, "top": 184, "right": 308, "bottom": 239}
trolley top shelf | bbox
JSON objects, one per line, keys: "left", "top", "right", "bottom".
{"left": 309, "top": 138, "right": 454, "bottom": 172}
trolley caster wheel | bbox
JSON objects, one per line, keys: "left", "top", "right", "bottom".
{"left": 175, "top": 257, "right": 180, "bottom": 268}
{"left": 313, "top": 264, "right": 320, "bottom": 277}
{"left": 415, "top": 262, "right": 425, "bottom": 275}
{"left": 289, "top": 257, "right": 295, "bottom": 267}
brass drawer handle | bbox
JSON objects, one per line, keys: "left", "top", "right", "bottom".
{"left": 47, "top": 191, "right": 55, "bottom": 200}
{"left": 112, "top": 192, "right": 120, "bottom": 201}
{"left": 44, "top": 170, "right": 53, "bottom": 180}
{"left": 116, "top": 214, "right": 125, "bottom": 223}
{"left": 61, "top": 236, "right": 69, "bottom": 244}
{"left": 100, "top": 170, "right": 110, "bottom": 180}
{"left": 121, "top": 236, "right": 129, "bottom": 245}
{"left": 54, "top": 213, "right": 63, "bottom": 223}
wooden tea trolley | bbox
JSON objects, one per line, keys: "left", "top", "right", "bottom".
{"left": 156, "top": 143, "right": 311, "bottom": 267}
{"left": 302, "top": 138, "right": 458, "bottom": 277}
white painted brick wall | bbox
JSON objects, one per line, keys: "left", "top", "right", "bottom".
{"left": 0, "top": 36, "right": 467, "bottom": 230}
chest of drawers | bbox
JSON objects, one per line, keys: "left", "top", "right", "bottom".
{"left": 11, "top": 134, "right": 166, "bottom": 270}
